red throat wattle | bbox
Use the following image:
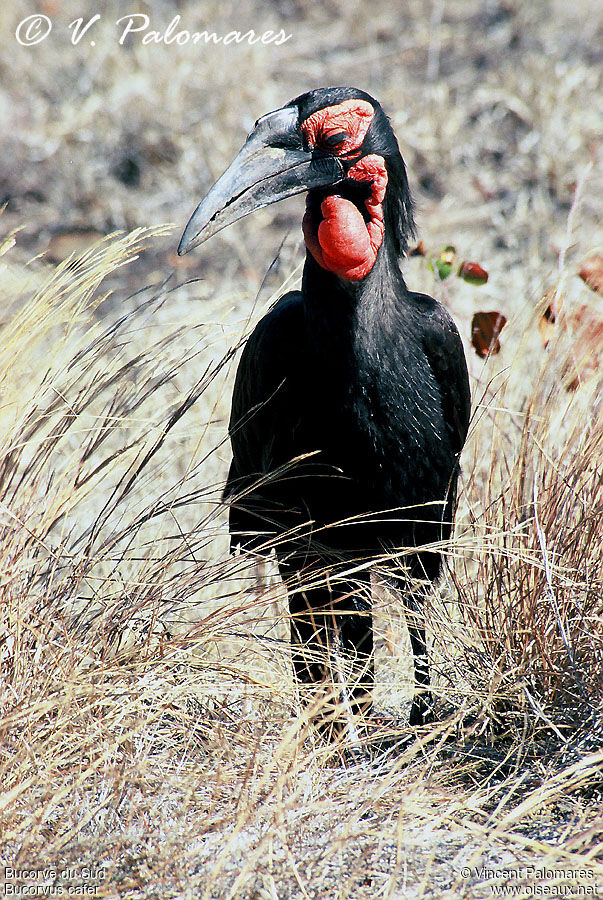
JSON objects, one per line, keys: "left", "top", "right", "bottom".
{"left": 302, "top": 153, "right": 388, "bottom": 281}
{"left": 300, "top": 100, "right": 388, "bottom": 281}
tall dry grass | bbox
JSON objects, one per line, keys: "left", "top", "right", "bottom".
{"left": 0, "top": 216, "right": 601, "bottom": 897}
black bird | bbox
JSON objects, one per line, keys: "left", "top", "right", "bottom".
{"left": 179, "top": 87, "right": 470, "bottom": 733}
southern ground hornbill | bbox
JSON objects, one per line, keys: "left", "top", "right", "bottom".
{"left": 179, "top": 87, "right": 470, "bottom": 735}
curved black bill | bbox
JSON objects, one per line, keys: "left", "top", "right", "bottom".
{"left": 178, "top": 107, "right": 344, "bottom": 255}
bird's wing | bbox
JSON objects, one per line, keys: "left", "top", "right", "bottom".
{"left": 416, "top": 294, "right": 471, "bottom": 456}
{"left": 223, "top": 291, "right": 306, "bottom": 551}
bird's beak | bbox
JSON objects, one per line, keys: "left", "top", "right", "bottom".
{"left": 178, "top": 106, "right": 345, "bottom": 255}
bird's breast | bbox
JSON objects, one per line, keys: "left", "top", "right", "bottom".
{"left": 293, "top": 351, "right": 450, "bottom": 511}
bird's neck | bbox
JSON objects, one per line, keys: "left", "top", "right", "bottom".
{"left": 301, "top": 242, "right": 414, "bottom": 408}
{"left": 302, "top": 239, "right": 408, "bottom": 338}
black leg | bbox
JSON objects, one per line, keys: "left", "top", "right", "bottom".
{"left": 405, "top": 589, "right": 433, "bottom": 726}
{"left": 288, "top": 584, "right": 332, "bottom": 693}
{"left": 283, "top": 566, "right": 374, "bottom": 739}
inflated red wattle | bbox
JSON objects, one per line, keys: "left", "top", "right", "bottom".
{"left": 303, "top": 154, "right": 388, "bottom": 282}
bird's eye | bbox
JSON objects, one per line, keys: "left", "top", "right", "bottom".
{"left": 320, "top": 131, "right": 349, "bottom": 151}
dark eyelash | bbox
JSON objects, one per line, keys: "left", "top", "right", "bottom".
{"left": 322, "top": 131, "right": 349, "bottom": 149}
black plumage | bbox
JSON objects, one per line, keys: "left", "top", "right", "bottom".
{"left": 180, "top": 87, "right": 471, "bottom": 732}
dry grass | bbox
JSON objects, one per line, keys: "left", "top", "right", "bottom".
{"left": 1, "top": 0, "right": 602, "bottom": 897}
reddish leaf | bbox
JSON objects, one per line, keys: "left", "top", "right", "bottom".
{"left": 579, "top": 255, "right": 603, "bottom": 294}
{"left": 471, "top": 311, "right": 507, "bottom": 357}
{"left": 537, "top": 289, "right": 603, "bottom": 389}
{"left": 458, "top": 260, "right": 489, "bottom": 286}
{"left": 538, "top": 289, "right": 563, "bottom": 348}
{"left": 408, "top": 241, "right": 426, "bottom": 257}
{"left": 563, "top": 304, "right": 603, "bottom": 390}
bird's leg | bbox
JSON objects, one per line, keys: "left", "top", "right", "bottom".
{"left": 332, "top": 578, "right": 374, "bottom": 722}
{"left": 286, "top": 570, "right": 374, "bottom": 744}
{"left": 288, "top": 583, "right": 339, "bottom": 737}
{"left": 404, "top": 588, "right": 433, "bottom": 726}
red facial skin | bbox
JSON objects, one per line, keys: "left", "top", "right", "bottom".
{"left": 300, "top": 100, "right": 388, "bottom": 282}
{"left": 301, "top": 99, "right": 374, "bottom": 158}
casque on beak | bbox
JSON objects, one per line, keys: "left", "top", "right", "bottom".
{"left": 178, "top": 106, "right": 345, "bottom": 255}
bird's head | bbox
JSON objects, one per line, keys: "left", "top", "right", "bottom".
{"left": 179, "top": 87, "right": 415, "bottom": 281}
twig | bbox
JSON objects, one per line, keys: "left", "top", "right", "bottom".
{"left": 426, "top": 0, "right": 445, "bottom": 83}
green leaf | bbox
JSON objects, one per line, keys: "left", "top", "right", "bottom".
{"left": 435, "top": 246, "right": 456, "bottom": 281}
